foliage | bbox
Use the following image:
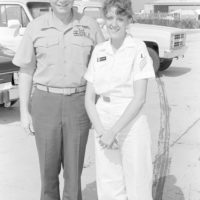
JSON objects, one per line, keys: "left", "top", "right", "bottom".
{"left": 134, "top": 13, "right": 200, "bottom": 29}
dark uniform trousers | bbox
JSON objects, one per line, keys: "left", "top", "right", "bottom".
{"left": 31, "top": 88, "right": 90, "bottom": 200}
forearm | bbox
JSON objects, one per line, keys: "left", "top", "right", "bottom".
{"left": 85, "top": 97, "right": 105, "bottom": 134}
{"left": 110, "top": 97, "right": 145, "bottom": 137}
{"left": 19, "top": 68, "right": 34, "bottom": 114}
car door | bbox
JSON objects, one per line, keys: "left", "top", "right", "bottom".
{"left": 0, "top": 4, "right": 29, "bottom": 55}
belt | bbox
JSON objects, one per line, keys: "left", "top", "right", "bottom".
{"left": 102, "top": 96, "right": 111, "bottom": 102}
{"left": 101, "top": 96, "right": 132, "bottom": 103}
{"left": 36, "top": 84, "right": 86, "bottom": 95}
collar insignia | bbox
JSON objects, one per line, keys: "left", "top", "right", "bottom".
{"left": 97, "top": 56, "right": 106, "bottom": 62}
{"left": 73, "top": 25, "right": 89, "bottom": 37}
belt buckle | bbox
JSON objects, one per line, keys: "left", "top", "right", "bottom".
{"left": 63, "top": 88, "right": 75, "bottom": 95}
{"left": 63, "top": 88, "right": 70, "bottom": 95}
{"left": 103, "top": 96, "right": 110, "bottom": 102}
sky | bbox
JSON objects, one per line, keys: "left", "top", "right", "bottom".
{"left": 132, "top": 0, "right": 152, "bottom": 11}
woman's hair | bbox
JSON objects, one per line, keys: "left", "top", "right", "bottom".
{"left": 102, "top": 0, "right": 133, "bottom": 19}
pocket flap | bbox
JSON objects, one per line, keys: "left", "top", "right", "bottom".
{"left": 71, "top": 37, "right": 93, "bottom": 47}
{"left": 47, "top": 37, "right": 59, "bottom": 47}
{"left": 34, "top": 38, "right": 47, "bottom": 47}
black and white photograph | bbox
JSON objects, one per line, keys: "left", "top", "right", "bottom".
{"left": 0, "top": 0, "right": 200, "bottom": 199}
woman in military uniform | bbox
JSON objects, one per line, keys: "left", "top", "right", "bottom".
{"left": 84, "top": 0, "right": 155, "bottom": 199}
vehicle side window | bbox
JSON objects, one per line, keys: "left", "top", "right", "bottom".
{"left": 0, "top": 4, "right": 29, "bottom": 27}
{"left": 0, "top": 5, "right": 7, "bottom": 27}
{"left": 27, "top": 2, "right": 51, "bottom": 19}
{"left": 83, "top": 7, "right": 103, "bottom": 19}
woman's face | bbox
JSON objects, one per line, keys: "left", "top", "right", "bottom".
{"left": 105, "top": 6, "right": 130, "bottom": 40}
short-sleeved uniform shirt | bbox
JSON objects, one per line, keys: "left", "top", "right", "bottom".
{"left": 84, "top": 34, "right": 155, "bottom": 98}
{"left": 12, "top": 10, "right": 103, "bottom": 87}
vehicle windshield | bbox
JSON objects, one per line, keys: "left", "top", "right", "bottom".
{"left": 27, "top": 2, "right": 51, "bottom": 18}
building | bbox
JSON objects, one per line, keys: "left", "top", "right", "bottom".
{"left": 144, "top": 0, "right": 200, "bottom": 13}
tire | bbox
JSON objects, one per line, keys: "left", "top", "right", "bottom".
{"left": 159, "top": 58, "right": 173, "bottom": 71}
{"left": 10, "top": 100, "right": 18, "bottom": 106}
{"left": 0, "top": 99, "right": 18, "bottom": 107}
{"left": 147, "top": 47, "right": 160, "bottom": 74}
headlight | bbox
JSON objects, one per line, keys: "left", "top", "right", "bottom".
{"left": 171, "top": 33, "right": 186, "bottom": 49}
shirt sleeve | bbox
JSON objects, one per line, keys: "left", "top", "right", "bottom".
{"left": 84, "top": 47, "right": 97, "bottom": 83}
{"left": 12, "top": 23, "right": 36, "bottom": 69}
{"left": 133, "top": 41, "right": 155, "bottom": 81}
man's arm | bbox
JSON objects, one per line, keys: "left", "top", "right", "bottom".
{"left": 19, "top": 67, "right": 35, "bottom": 135}
{"left": 12, "top": 22, "right": 37, "bottom": 134}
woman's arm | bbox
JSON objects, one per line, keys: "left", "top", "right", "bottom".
{"left": 100, "top": 79, "right": 148, "bottom": 146}
{"left": 85, "top": 82, "right": 107, "bottom": 137}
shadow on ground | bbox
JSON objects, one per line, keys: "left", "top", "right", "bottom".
{"left": 82, "top": 175, "right": 184, "bottom": 200}
{"left": 0, "top": 102, "right": 20, "bottom": 124}
{"left": 159, "top": 67, "right": 191, "bottom": 77}
{"left": 153, "top": 175, "right": 185, "bottom": 200}
{"left": 82, "top": 181, "right": 98, "bottom": 200}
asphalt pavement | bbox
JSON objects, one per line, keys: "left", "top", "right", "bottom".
{"left": 0, "top": 31, "right": 200, "bottom": 200}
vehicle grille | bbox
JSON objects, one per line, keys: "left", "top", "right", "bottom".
{"left": 0, "top": 73, "right": 12, "bottom": 84}
{"left": 171, "top": 33, "right": 186, "bottom": 49}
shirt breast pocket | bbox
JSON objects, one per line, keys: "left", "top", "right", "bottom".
{"left": 46, "top": 38, "right": 59, "bottom": 66}
{"left": 94, "top": 59, "right": 110, "bottom": 88}
{"left": 34, "top": 37, "right": 59, "bottom": 66}
{"left": 70, "top": 38, "right": 93, "bottom": 65}
{"left": 34, "top": 38, "right": 47, "bottom": 58}
{"left": 113, "top": 52, "right": 134, "bottom": 83}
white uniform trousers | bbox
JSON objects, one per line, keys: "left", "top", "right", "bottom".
{"left": 94, "top": 96, "right": 153, "bottom": 200}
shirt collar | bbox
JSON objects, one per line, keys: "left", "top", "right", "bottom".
{"left": 104, "top": 34, "right": 136, "bottom": 55}
{"left": 41, "top": 9, "right": 81, "bottom": 31}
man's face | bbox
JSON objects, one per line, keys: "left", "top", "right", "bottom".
{"left": 50, "top": 0, "right": 74, "bottom": 15}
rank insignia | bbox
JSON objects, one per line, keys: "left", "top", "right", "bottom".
{"left": 97, "top": 56, "right": 106, "bottom": 62}
{"left": 139, "top": 54, "right": 147, "bottom": 70}
{"left": 73, "top": 25, "right": 86, "bottom": 37}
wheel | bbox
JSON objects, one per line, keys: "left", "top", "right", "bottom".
{"left": 0, "top": 99, "right": 18, "bottom": 107}
{"left": 159, "top": 58, "right": 173, "bottom": 71}
{"left": 10, "top": 100, "right": 18, "bottom": 106}
{"left": 147, "top": 47, "right": 160, "bottom": 74}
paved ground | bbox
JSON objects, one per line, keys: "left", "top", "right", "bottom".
{"left": 0, "top": 31, "right": 200, "bottom": 200}
{"left": 159, "top": 32, "right": 200, "bottom": 200}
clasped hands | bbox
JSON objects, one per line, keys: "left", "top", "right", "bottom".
{"left": 97, "top": 130, "right": 119, "bottom": 150}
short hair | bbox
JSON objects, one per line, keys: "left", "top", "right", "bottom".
{"left": 102, "top": 0, "right": 133, "bottom": 19}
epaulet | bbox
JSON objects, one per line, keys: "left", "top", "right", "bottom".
{"left": 28, "top": 12, "right": 49, "bottom": 28}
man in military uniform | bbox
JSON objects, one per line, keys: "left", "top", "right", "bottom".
{"left": 12, "top": 0, "right": 104, "bottom": 199}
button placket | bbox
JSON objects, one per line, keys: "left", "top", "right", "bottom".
{"left": 62, "top": 32, "right": 70, "bottom": 79}
{"left": 60, "top": 32, "right": 66, "bottom": 65}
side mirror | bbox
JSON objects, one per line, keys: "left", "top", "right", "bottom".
{"left": 7, "top": 20, "right": 22, "bottom": 37}
{"left": 7, "top": 19, "right": 21, "bottom": 29}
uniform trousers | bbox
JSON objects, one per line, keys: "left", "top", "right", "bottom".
{"left": 95, "top": 96, "right": 153, "bottom": 200}
{"left": 31, "top": 88, "right": 90, "bottom": 200}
